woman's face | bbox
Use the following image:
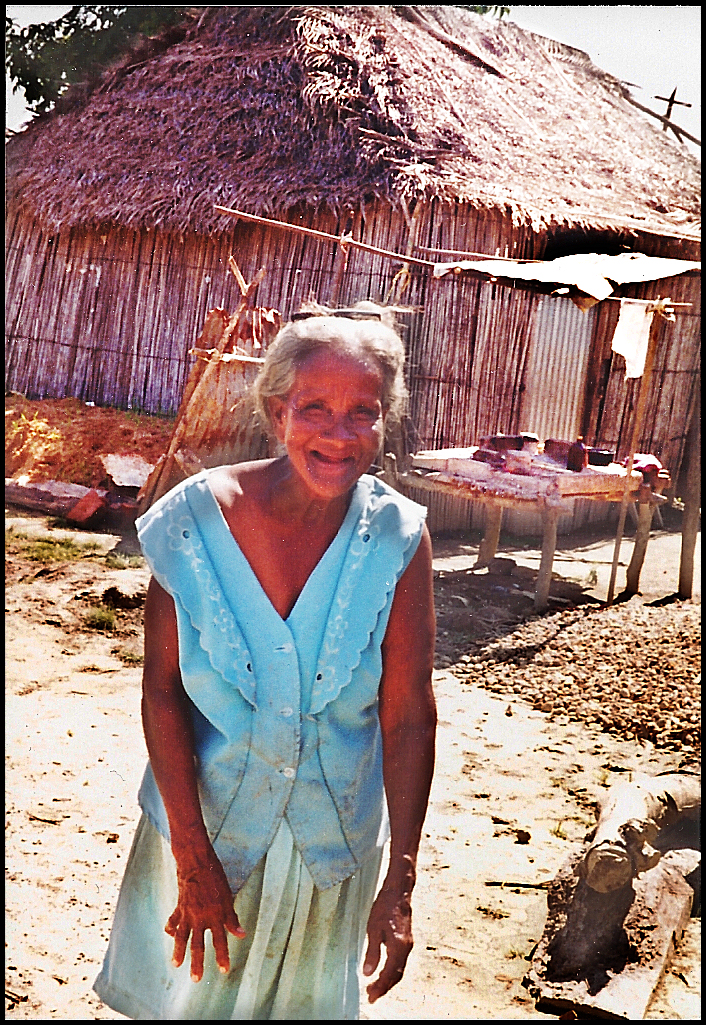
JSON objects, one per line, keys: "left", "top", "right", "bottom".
{"left": 268, "top": 347, "right": 386, "bottom": 501}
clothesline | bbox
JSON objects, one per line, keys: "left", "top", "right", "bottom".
{"left": 603, "top": 296, "right": 691, "bottom": 307}
{"left": 215, "top": 204, "right": 542, "bottom": 267}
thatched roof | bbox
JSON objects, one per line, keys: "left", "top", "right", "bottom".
{"left": 5, "top": 5, "right": 701, "bottom": 238}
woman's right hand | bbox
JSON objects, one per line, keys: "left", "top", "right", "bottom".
{"left": 167, "top": 841, "right": 246, "bottom": 982}
{"left": 141, "top": 577, "right": 246, "bottom": 982}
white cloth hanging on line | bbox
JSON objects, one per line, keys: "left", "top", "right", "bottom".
{"left": 610, "top": 299, "right": 655, "bottom": 378}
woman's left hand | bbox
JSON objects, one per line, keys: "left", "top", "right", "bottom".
{"left": 364, "top": 525, "right": 437, "bottom": 1003}
{"left": 362, "top": 868, "right": 415, "bottom": 1002}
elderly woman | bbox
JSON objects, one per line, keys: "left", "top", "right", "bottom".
{"left": 94, "top": 313, "right": 436, "bottom": 1020}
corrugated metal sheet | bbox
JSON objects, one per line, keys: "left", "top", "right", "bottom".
{"left": 519, "top": 297, "right": 596, "bottom": 442}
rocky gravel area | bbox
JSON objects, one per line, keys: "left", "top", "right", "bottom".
{"left": 449, "top": 597, "right": 701, "bottom": 767}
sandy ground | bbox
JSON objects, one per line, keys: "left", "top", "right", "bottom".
{"left": 5, "top": 508, "right": 700, "bottom": 1021}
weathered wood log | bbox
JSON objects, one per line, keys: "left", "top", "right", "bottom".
{"left": 525, "top": 772, "right": 700, "bottom": 1016}
{"left": 582, "top": 773, "right": 701, "bottom": 893}
{"left": 524, "top": 845, "right": 699, "bottom": 1020}
{"left": 5, "top": 479, "right": 100, "bottom": 516}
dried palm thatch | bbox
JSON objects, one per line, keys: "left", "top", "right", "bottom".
{"left": 5, "top": 6, "right": 700, "bottom": 238}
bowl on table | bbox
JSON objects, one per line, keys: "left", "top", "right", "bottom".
{"left": 588, "top": 449, "right": 615, "bottom": 467}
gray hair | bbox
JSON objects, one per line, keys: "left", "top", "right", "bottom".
{"left": 252, "top": 313, "right": 408, "bottom": 431}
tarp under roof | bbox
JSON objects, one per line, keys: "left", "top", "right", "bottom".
{"left": 433, "top": 252, "right": 701, "bottom": 302}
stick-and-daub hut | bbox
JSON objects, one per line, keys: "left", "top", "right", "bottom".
{"left": 5, "top": 5, "right": 701, "bottom": 533}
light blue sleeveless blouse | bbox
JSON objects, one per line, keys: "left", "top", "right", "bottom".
{"left": 135, "top": 470, "right": 427, "bottom": 893}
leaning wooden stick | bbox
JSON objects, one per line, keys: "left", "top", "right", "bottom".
{"left": 214, "top": 204, "right": 437, "bottom": 268}
{"left": 137, "top": 261, "right": 265, "bottom": 512}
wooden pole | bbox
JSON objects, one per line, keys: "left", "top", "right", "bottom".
{"left": 625, "top": 95, "right": 700, "bottom": 146}
{"left": 474, "top": 505, "right": 503, "bottom": 569}
{"left": 214, "top": 205, "right": 437, "bottom": 268}
{"left": 655, "top": 87, "right": 692, "bottom": 132}
{"left": 535, "top": 504, "right": 560, "bottom": 613}
{"left": 328, "top": 239, "right": 350, "bottom": 307}
{"left": 606, "top": 304, "right": 664, "bottom": 604}
{"left": 678, "top": 389, "right": 701, "bottom": 599}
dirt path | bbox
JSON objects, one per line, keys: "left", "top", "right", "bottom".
{"left": 5, "top": 508, "right": 700, "bottom": 1020}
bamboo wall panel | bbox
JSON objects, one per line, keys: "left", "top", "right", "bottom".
{"left": 6, "top": 203, "right": 406, "bottom": 414}
{"left": 5, "top": 201, "right": 699, "bottom": 534}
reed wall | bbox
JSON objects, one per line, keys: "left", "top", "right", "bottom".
{"left": 5, "top": 199, "right": 700, "bottom": 536}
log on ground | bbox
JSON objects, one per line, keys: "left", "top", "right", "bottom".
{"left": 523, "top": 843, "right": 700, "bottom": 1019}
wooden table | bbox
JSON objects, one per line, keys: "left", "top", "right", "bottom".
{"left": 389, "top": 451, "right": 669, "bottom": 611}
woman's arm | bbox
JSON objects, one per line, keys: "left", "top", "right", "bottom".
{"left": 363, "top": 525, "right": 437, "bottom": 1003}
{"left": 141, "top": 576, "right": 245, "bottom": 982}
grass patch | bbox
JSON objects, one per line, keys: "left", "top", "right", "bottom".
{"left": 104, "top": 552, "right": 144, "bottom": 570}
{"left": 47, "top": 516, "right": 71, "bottom": 529}
{"left": 5, "top": 526, "right": 28, "bottom": 542}
{"left": 6, "top": 409, "right": 62, "bottom": 445}
{"left": 84, "top": 606, "right": 117, "bottom": 632}
{"left": 6, "top": 531, "right": 101, "bottom": 563}
{"left": 113, "top": 646, "right": 144, "bottom": 666}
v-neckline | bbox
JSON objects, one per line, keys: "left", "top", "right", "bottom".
{"left": 201, "top": 473, "right": 365, "bottom": 625}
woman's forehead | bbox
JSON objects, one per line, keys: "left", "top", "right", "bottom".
{"left": 291, "top": 347, "right": 384, "bottom": 390}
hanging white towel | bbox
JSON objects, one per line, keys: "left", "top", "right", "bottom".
{"left": 610, "top": 300, "right": 654, "bottom": 378}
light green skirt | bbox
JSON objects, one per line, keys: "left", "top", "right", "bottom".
{"left": 94, "top": 816, "right": 383, "bottom": 1020}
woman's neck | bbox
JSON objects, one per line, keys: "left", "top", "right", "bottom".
{"left": 262, "top": 456, "right": 353, "bottom": 529}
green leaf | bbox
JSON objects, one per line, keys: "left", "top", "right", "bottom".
{"left": 6, "top": 6, "right": 192, "bottom": 115}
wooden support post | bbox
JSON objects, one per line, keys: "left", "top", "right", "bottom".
{"left": 474, "top": 505, "right": 503, "bottom": 569}
{"left": 535, "top": 505, "right": 559, "bottom": 613}
{"left": 678, "top": 391, "right": 701, "bottom": 599}
{"left": 328, "top": 236, "right": 350, "bottom": 307}
{"left": 625, "top": 500, "right": 655, "bottom": 595}
{"left": 607, "top": 303, "right": 663, "bottom": 604}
